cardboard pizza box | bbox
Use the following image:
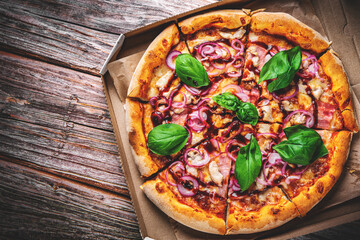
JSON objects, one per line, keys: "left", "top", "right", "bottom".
{"left": 100, "top": 0, "right": 360, "bottom": 239}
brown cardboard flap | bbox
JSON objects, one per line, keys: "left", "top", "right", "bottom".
{"left": 102, "top": 0, "right": 360, "bottom": 239}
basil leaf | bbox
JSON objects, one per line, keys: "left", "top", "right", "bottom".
{"left": 175, "top": 53, "right": 209, "bottom": 88}
{"left": 273, "top": 125, "right": 328, "bottom": 165}
{"left": 147, "top": 123, "right": 189, "bottom": 156}
{"left": 212, "top": 92, "right": 242, "bottom": 111}
{"left": 235, "top": 135, "right": 262, "bottom": 191}
{"left": 258, "top": 46, "right": 302, "bottom": 92}
{"left": 236, "top": 102, "right": 259, "bottom": 126}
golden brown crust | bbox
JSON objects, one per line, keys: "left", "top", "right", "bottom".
{"left": 141, "top": 178, "right": 226, "bottom": 234}
{"left": 290, "top": 131, "right": 352, "bottom": 216}
{"left": 179, "top": 10, "right": 251, "bottom": 35}
{"left": 319, "top": 50, "right": 359, "bottom": 132}
{"left": 250, "top": 12, "right": 330, "bottom": 54}
{"left": 127, "top": 24, "right": 179, "bottom": 101}
{"left": 226, "top": 187, "right": 299, "bottom": 234}
{"left": 125, "top": 99, "right": 159, "bottom": 177}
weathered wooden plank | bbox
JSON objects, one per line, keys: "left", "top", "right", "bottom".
{"left": 5, "top": 0, "right": 218, "bottom": 34}
{"left": 0, "top": 0, "right": 218, "bottom": 74}
{"left": 0, "top": 2, "right": 118, "bottom": 75}
{"left": 0, "top": 52, "right": 129, "bottom": 195}
{"left": 0, "top": 160, "right": 141, "bottom": 240}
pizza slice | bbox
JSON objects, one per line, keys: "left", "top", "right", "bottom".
{"left": 127, "top": 24, "right": 189, "bottom": 101}
{"left": 242, "top": 12, "right": 358, "bottom": 132}
{"left": 261, "top": 129, "right": 353, "bottom": 216}
{"left": 141, "top": 133, "right": 233, "bottom": 234}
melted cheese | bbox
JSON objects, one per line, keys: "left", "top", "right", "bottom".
{"left": 209, "top": 161, "right": 223, "bottom": 186}
{"left": 155, "top": 70, "right": 173, "bottom": 89}
{"left": 308, "top": 78, "right": 327, "bottom": 100}
{"left": 218, "top": 28, "right": 246, "bottom": 39}
{"left": 261, "top": 105, "right": 273, "bottom": 122}
{"left": 186, "top": 165, "right": 198, "bottom": 177}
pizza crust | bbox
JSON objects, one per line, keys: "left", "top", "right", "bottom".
{"left": 141, "top": 178, "right": 226, "bottom": 235}
{"left": 226, "top": 187, "right": 300, "bottom": 234}
{"left": 290, "top": 131, "right": 353, "bottom": 216}
{"left": 251, "top": 12, "right": 330, "bottom": 54}
{"left": 179, "top": 9, "right": 251, "bottom": 35}
{"left": 125, "top": 99, "right": 159, "bottom": 177}
{"left": 319, "top": 50, "right": 359, "bottom": 132}
{"left": 127, "top": 24, "right": 180, "bottom": 101}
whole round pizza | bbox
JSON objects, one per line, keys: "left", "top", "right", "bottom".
{"left": 125, "top": 10, "right": 358, "bottom": 235}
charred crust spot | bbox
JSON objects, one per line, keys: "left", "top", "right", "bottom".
{"left": 341, "top": 98, "right": 351, "bottom": 109}
{"left": 316, "top": 181, "right": 324, "bottom": 194}
{"left": 329, "top": 174, "right": 336, "bottom": 182}
{"left": 155, "top": 182, "right": 165, "bottom": 194}
{"left": 162, "top": 39, "right": 168, "bottom": 47}
{"left": 271, "top": 208, "right": 280, "bottom": 215}
{"left": 240, "top": 17, "right": 246, "bottom": 25}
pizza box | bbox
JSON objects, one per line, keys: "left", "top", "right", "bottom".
{"left": 99, "top": 0, "right": 360, "bottom": 239}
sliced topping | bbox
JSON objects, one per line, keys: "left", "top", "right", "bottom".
{"left": 284, "top": 110, "right": 315, "bottom": 128}
{"left": 155, "top": 70, "right": 173, "bottom": 89}
{"left": 209, "top": 161, "right": 223, "bottom": 186}
{"left": 177, "top": 175, "right": 199, "bottom": 197}
{"left": 184, "top": 148, "right": 210, "bottom": 167}
{"left": 166, "top": 50, "right": 181, "bottom": 70}
{"left": 308, "top": 78, "right": 327, "bottom": 100}
{"left": 316, "top": 101, "right": 336, "bottom": 129}
{"left": 186, "top": 165, "right": 198, "bottom": 178}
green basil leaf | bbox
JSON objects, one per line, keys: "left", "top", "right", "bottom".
{"left": 273, "top": 125, "right": 328, "bottom": 165}
{"left": 235, "top": 135, "right": 262, "bottom": 191}
{"left": 236, "top": 102, "right": 259, "bottom": 126}
{"left": 212, "top": 92, "right": 242, "bottom": 111}
{"left": 258, "top": 46, "right": 302, "bottom": 92}
{"left": 147, "top": 123, "right": 189, "bottom": 156}
{"left": 175, "top": 53, "right": 209, "bottom": 88}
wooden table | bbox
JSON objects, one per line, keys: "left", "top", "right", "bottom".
{"left": 0, "top": 1, "right": 358, "bottom": 239}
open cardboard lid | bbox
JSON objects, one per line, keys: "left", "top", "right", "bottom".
{"left": 100, "top": 0, "right": 360, "bottom": 239}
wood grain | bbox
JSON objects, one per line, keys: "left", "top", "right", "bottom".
{"left": 0, "top": 51, "right": 129, "bottom": 195}
{"left": 0, "top": 160, "right": 141, "bottom": 239}
{"left": 0, "top": 0, "right": 218, "bottom": 74}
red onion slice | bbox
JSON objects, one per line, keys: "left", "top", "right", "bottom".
{"left": 171, "top": 91, "right": 187, "bottom": 109}
{"left": 211, "top": 60, "right": 226, "bottom": 70}
{"left": 226, "top": 139, "right": 245, "bottom": 161}
{"left": 166, "top": 50, "right": 181, "bottom": 70}
{"left": 191, "top": 98, "right": 210, "bottom": 110}
{"left": 166, "top": 161, "right": 185, "bottom": 186}
{"left": 230, "top": 39, "right": 244, "bottom": 54}
{"left": 256, "top": 133, "right": 278, "bottom": 139}
{"left": 184, "top": 84, "right": 211, "bottom": 96}
{"left": 177, "top": 175, "right": 199, "bottom": 197}
{"left": 184, "top": 148, "right": 210, "bottom": 167}
{"left": 272, "top": 85, "right": 299, "bottom": 101}
{"left": 210, "top": 139, "right": 221, "bottom": 157}
{"left": 220, "top": 121, "right": 242, "bottom": 143}
{"left": 268, "top": 152, "right": 282, "bottom": 165}
{"left": 283, "top": 110, "right": 315, "bottom": 128}
{"left": 285, "top": 175, "right": 301, "bottom": 185}
{"left": 222, "top": 84, "right": 249, "bottom": 102}
{"left": 198, "top": 106, "right": 210, "bottom": 128}
{"left": 227, "top": 70, "right": 242, "bottom": 78}
{"left": 187, "top": 112, "right": 206, "bottom": 132}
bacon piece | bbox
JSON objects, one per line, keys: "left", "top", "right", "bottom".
{"left": 316, "top": 101, "right": 336, "bottom": 129}
{"left": 217, "top": 153, "right": 232, "bottom": 198}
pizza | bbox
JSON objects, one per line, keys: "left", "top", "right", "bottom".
{"left": 125, "top": 10, "right": 358, "bottom": 235}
